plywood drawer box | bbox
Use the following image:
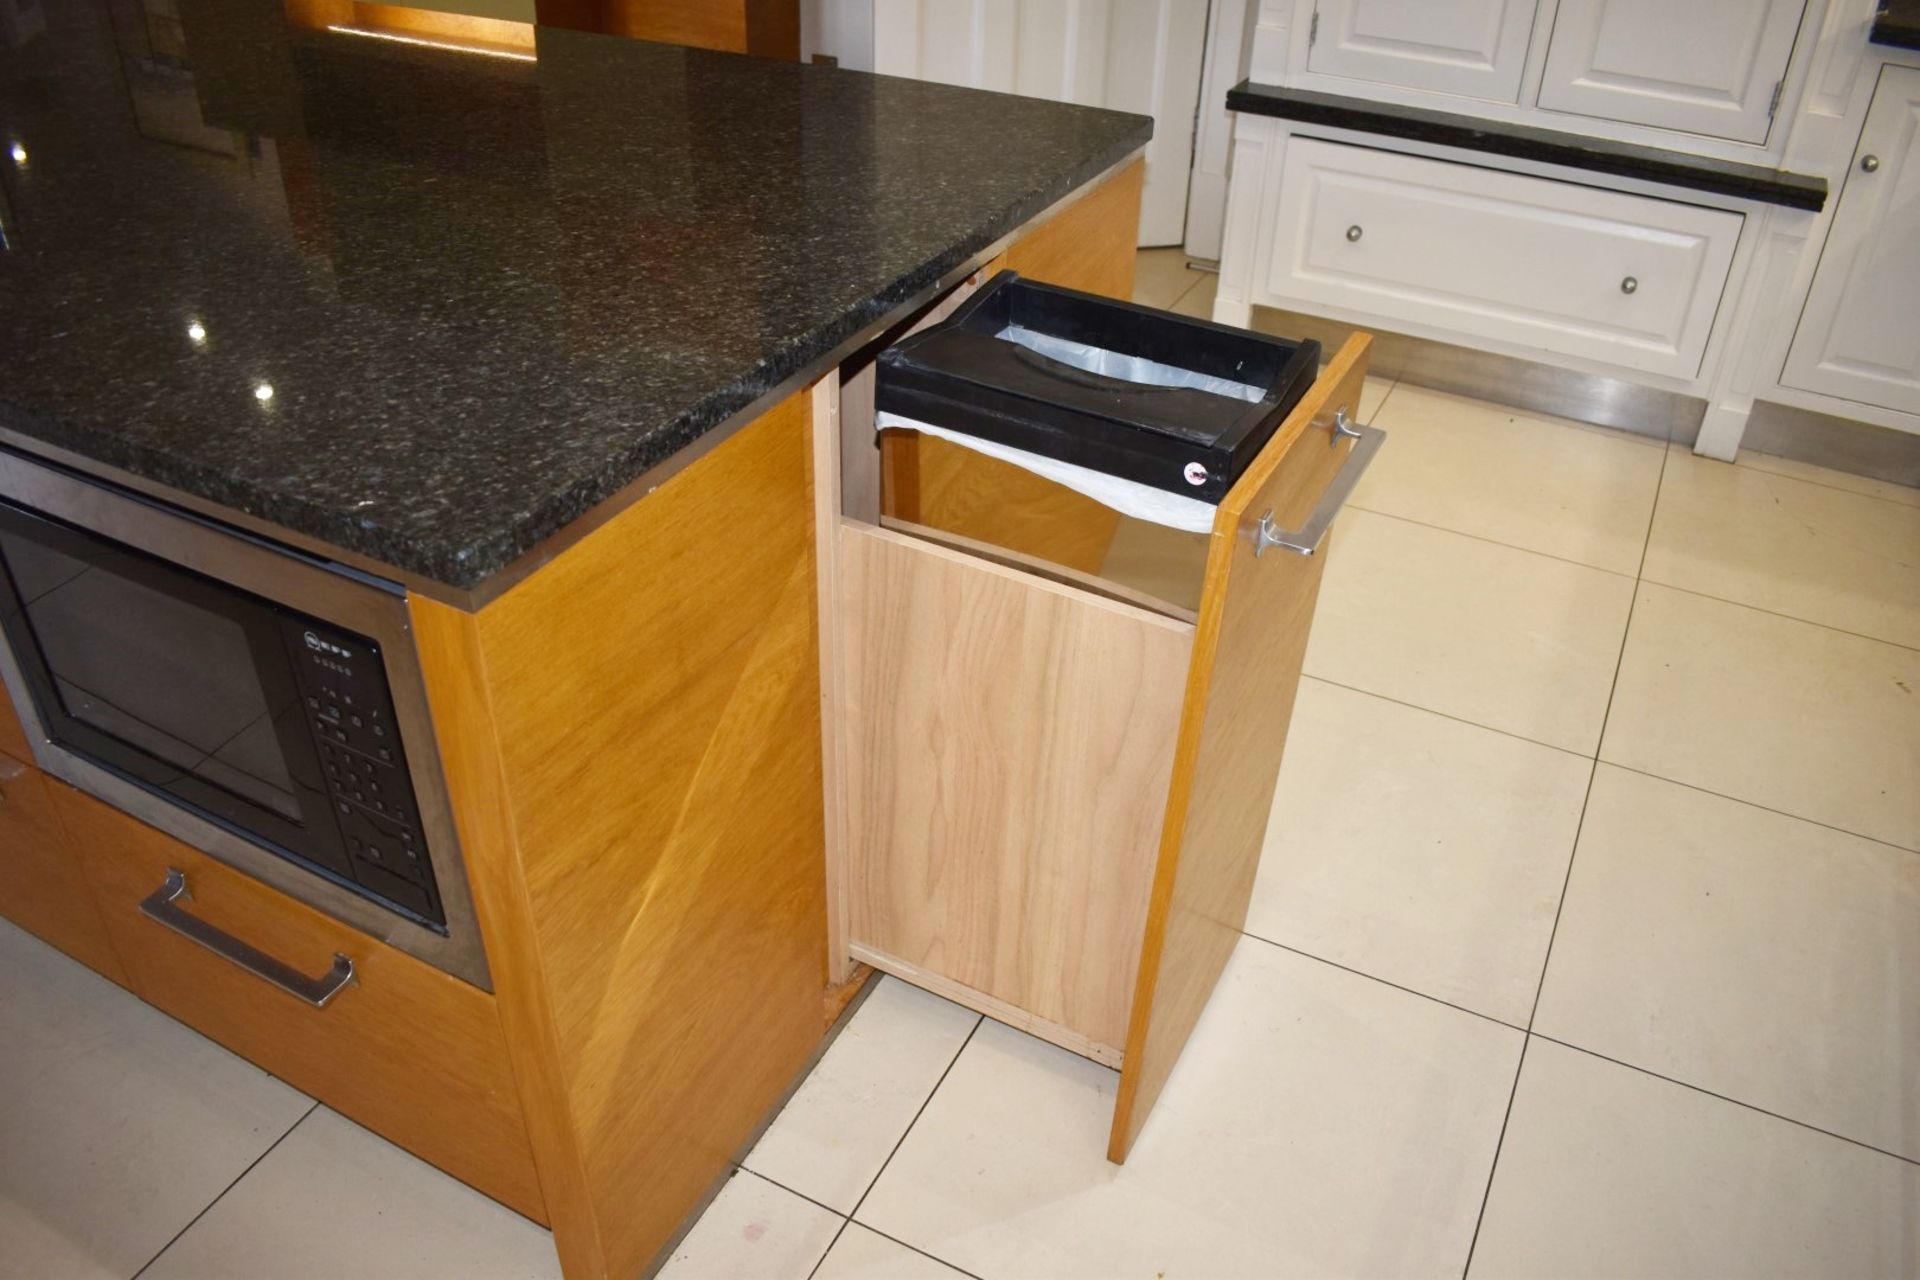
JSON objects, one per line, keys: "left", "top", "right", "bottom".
{"left": 0, "top": 758, "right": 126, "bottom": 983}
{"left": 1262, "top": 138, "right": 1742, "bottom": 378}
{"left": 831, "top": 317, "right": 1374, "bottom": 1159}
{"left": 52, "top": 783, "right": 546, "bottom": 1223}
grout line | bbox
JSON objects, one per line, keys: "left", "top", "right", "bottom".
{"left": 1298, "top": 674, "right": 1595, "bottom": 761}
{"left": 1344, "top": 505, "right": 1642, "bottom": 581}
{"left": 1632, "top": 577, "right": 1920, "bottom": 656}
{"left": 1593, "top": 760, "right": 1920, "bottom": 857}
{"left": 1463, "top": 428, "right": 1672, "bottom": 1277}
{"left": 853, "top": 1224, "right": 987, "bottom": 1280}
{"left": 738, "top": 1165, "right": 852, "bottom": 1220}
{"left": 805, "top": 1016, "right": 983, "bottom": 1280}
{"left": 1161, "top": 270, "right": 1213, "bottom": 315}
{"left": 1237, "top": 929, "right": 1527, "bottom": 1034}
{"left": 129, "top": 1100, "right": 320, "bottom": 1280}
{"left": 1460, "top": 1035, "right": 1532, "bottom": 1278}
{"left": 1532, "top": 1034, "right": 1920, "bottom": 1170}
{"left": 1734, "top": 453, "right": 1920, "bottom": 512}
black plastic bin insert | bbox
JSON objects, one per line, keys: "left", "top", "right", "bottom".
{"left": 875, "top": 270, "right": 1321, "bottom": 509}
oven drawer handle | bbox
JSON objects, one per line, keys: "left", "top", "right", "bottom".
{"left": 140, "top": 868, "right": 356, "bottom": 1008}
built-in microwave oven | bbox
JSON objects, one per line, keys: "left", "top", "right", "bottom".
{"left": 0, "top": 445, "right": 488, "bottom": 990}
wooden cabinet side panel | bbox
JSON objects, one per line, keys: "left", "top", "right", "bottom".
{"left": 0, "top": 678, "right": 31, "bottom": 763}
{"left": 466, "top": 390, "right": 827, "bottom": 1280}
{"left": 411, "top": 596, "right": 606, "bottom": 1278}
{"left": 841, "top": 524, "right": 1190, "bottom": 1053}
{"left": 0, "top": 761, "right": 128, "bottom": 985}
{"left": 1110, "top": 336, "right": 1372, "bottom": 1161}
{"left": 52, "top": 782, "right": 547, "bottom": 1221}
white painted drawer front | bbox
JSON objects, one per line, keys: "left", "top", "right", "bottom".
{"left": 1264, "top": 139, "right": 1742, "bottom": 378}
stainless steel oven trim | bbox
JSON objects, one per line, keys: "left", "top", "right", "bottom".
{"left": 0, "top": 448, "right": 491, "bottom": 991}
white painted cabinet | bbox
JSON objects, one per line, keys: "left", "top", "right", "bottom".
{"left": 1305, "top": 0, "right": 1536, "bottom": 103}
{"left": 1536, "top": 0, "right": 1806, "bottom": 143}
{"left": 1782, "top": 65, "right": 1920, "bottom": 417}
{"left": 1260, "top": 138, "right": 1742, "bottom": 377}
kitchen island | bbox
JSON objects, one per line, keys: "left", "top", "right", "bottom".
{"left": 0, "top": 7, "right": 1150, "bottom": 1279}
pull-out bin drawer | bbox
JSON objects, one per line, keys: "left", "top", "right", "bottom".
{"left": 839, "top": 274, "right": 1379, "bottom": 1159}
{"left": 1262, "top": 138, "right": 1742, "bottom": 379}
{"left": 875, "top": 271, "right": 1332, "bottom": 616}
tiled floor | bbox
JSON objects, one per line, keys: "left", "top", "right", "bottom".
{"left": 5, "top": 249, "right": 1918, "bottom": 1278}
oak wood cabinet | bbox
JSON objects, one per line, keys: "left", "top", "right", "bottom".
{"left": 0, "top": 758, "right": 126, "bottom": 985}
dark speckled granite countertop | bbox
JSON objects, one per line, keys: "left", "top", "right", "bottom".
{"left": 0, "top": 4, "right": 1148, "bottom": 595}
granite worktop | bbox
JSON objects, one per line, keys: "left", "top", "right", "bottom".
{"left": 1226, "top": 82, "right": 1826, "bottom": 213}
{"left": 0, "top": 4, "right": 1148, "bottom": 594}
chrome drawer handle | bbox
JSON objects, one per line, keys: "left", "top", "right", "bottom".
{"left": 1345, "top": 224, "right": 1363, "bottom": 242}
{"left": 1620, "top": 276, "right": 1639, "bottom": 295}
{"left": 1861, "top": 154, "right": 1880, "bottom": 173}
{"left": 140, "top": 868, "right": 356, "bottom": 1008}
{"left": 1250, "top": 413, "right": 1386, "bottom": 557}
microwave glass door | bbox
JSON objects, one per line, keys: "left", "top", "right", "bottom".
{"left": 0, "top": 498, "right": 446, "bottom": 928}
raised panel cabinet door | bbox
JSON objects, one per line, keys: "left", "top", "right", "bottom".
{"left": 1536, "top": 0, "right": 1806, "bottom": 143}
{"left": 1782, "top": 65, "right": 1920, "bottom": 417}
{"left": 1305, "top": 0, "right": 1537, "bottom": 103}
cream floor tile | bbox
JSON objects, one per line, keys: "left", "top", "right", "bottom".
{"left": 1355, "top": 385, "right": 1665, "bottom": 574}
{"left": 659, "top": 1170, "right": 842, "bottom": 1280}
{"left": 1166, "top": 268, "right": 1217, "bottom": 318}
{"left": 0, "top": 920, "right": 312, "bottom": 1280}
{"left": 141, "top": 1107, "right": 559, "bottom": 1280}
{"left": 857, "top": 937, "right": 1521, "bottom": 1279}
{"left": 1249, "top": 679, "right": 1590, "bottom": 1025}
{"left": 744, "top": 976, "right": 979, "bottom": 1212}
{"left": 1469, "top": 1039, "right": 1920, "bottom": 1279}
{"left": 814, "top": 1225, "right": 970, "bottom": 1280}
{"left": 1534, "top": 765, "right": 1920, "bottom": 1159}
{"left": 1305, "top": 509, "right": 1636, "bottom": 753}
{"left": 1601, "top": 583, "right": 1920, "bottom": 850}
{"left": 1646, "top": 444, "right": 1920, "bottom": 648}
{"left": 1130, "top": 249, "right": 1207, "bottom": 310}
{"left": 1738, "top": 448, "right": 1920, "bottom": 509}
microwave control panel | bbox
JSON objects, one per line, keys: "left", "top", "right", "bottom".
{"left": 284, "top": 619, "right": 444, "bottom": 927}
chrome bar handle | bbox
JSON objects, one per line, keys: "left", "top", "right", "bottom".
{"left": 1250, "top": 411, "right": 1385, "bottom": 558}
{"left": 140, "top": 868, "right": 356, "bottom": 1008}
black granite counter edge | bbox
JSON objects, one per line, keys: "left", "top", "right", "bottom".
{"left": 1227, "top": 82, "right": 1827, "bottom": 213}
{"left": 1873, "top": 1, "right": 1920, "bottom": 49}
{"left": 0, "top": 134, "right": 1149, "bottom": 601}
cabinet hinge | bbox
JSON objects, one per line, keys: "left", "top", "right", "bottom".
{"left": 1768, "top": 79, "right": 1784, "bottom": 118}
{"left": 1309, "top": 7, "right": 1319, "bottom": 46}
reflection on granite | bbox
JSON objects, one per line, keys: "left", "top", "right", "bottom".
{"left": 1873, "top": 0, "right": 1920, "bottom": 49}
{"left": 0, "top": 4, "right": 1149, "bottom": 591}
{"left": 1227, "top": 82, "right": 1827, "bottom": 213}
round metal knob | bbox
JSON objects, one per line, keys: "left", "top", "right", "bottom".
{"left": 1345, "top": 224, "right": 1363, "bottom": 242}
{"left": 1861, "top": 154, "right": 1881, "bottom": 173}
{"left": 1620, "top": 276, "right": 1639, "bottom": 295}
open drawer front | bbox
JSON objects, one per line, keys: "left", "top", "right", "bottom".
{"left": 826, "top": 303, "right": 1374, "bottom": 1159}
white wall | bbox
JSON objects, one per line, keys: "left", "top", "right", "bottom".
{"left": 863, "top": 0, "right": 1212, "bottom": 247}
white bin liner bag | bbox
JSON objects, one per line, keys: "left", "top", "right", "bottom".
{"left": 874, "top": 325, "right": 1263, "bottom": 536}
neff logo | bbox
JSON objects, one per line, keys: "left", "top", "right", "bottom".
{"left": 304, "top": 631, "right": 352, "bottom": 660}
